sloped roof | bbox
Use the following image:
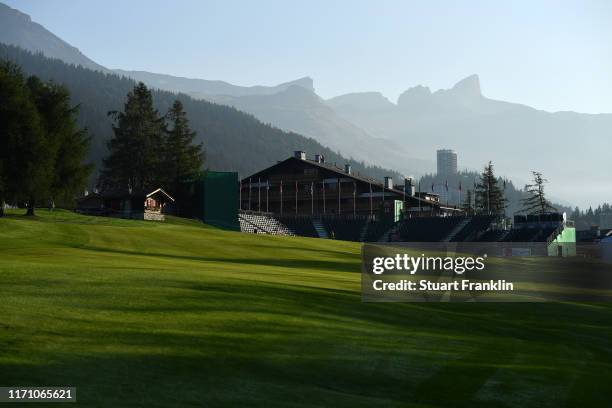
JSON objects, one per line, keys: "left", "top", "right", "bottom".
{"left": 243, "top": 156, "right": 453, "bottom": 209}
{"left": 97, "top": 187, "right": 174, "bottom": 201}
{"left": 146, "top": 188, "right": 175, "bottom": 202}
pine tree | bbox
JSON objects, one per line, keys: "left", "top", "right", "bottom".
{"left": 474, "top": 161, "right": 506, "bottom": 216}
{"left": 521, "top": 171, "right": 556, "bottom": 215}
{"left": 100, "top": 82, "right": 166, "bottom": 191}
{"left": 163, "top": 100, "right": 203, "bottom": 195}
{"left": 0, "top": 62, "right": 48, "bottom": 216}
{"left": 0, "top": 62, "right": 92, "bottom": 215}
{"left": 27, "top": 76, "right": 92, "bottom": 208}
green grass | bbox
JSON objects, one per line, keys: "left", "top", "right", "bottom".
{"left": 0, "top": 210, "right": 611, "bottom": 407}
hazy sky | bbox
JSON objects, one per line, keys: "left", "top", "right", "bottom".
{"left": 5, "top": 0, "right": 612, "bottom": 113}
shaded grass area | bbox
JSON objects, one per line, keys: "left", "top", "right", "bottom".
{"left": 0, "top": 210, "right": 611, "bottom": 407}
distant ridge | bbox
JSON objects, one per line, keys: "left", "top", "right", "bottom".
{"left": 0, "top": 2, "right": 106, "bottom": 72}
{"left": 326, "top": 75, "right": 612, "bottom": 206}
{"left": 113, "top": 69, "right": 316, "bottom": 98}
{"left": 0, "top": 43, "right": 402, "bottom": 185}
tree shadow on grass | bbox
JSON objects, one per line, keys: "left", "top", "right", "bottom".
{"left": 79, "top": 245, "right": 361, "bottom": 273}
{"left": 1, "top": 324, "right": 609, "bottom": 408}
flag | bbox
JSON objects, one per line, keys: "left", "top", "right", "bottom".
{"left": 459, "top": 182, "right": 462, "bottom": 191}
{"left": 445, "top": 180, "right": 448, "bottom": 191}
{"left": 310, "top": 182, "right": 313, "bottom": 195}
{"left": 353, "top": 181, "right": 356, "bottom": 194}
{"left": 431, "top": 182, "right": 434, "bottom": 192}
{"left": 503, "top": 179, "right": 507, "bottom": 190}
{"left": 266, "top": 181, "right": 270, "bottom": 190}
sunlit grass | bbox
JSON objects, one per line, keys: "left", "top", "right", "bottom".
{"left": 0, "top": 210, "right": 611, "bottom": 407}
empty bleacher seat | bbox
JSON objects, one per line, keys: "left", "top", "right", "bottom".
{"left": 277, "top": 216, "right": 318, "bottom": 238}
{"left": 321, "top": 215, "right": 368, "bottom": 242}
{"left": 475, "top": 229, "right": 506, "bottom": 242}
{"left": 451, "top": 216, "right": 495, "bottom": 242}
{"left": 239, "top": 211, "right": 294, "bottom": 235}
{"left": 397, "top": 216, "right": 465, "bottom": 242}
{"left": 502, "top": 227, "right": 558, "bottom": 242}
{"left": 363, "top": 217, "right": 396, "bottom": 242}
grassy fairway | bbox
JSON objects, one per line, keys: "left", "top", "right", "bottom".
{"left": 0, "top": 210, "right": 611, "bottom": 407}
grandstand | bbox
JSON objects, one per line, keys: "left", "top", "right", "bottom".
{"left": 476, "top": 229, "right": 508, "bottom": 242}
{"left": 397, "top": 216, "right": 465, "bottom": 242}
{"left": 278, "top": 216, "right": 319, "bottom": 238}
{"left": 450, "top": 215, "right": 497, "bottom": 242}
{"left": 240, "top": 210, "right": 392, "bottom": 241}
{"left": 239, "top": 211, "right": 294, "bottom": 235}
{"left": 238, "top": 209, "right": 576, "bottom": 256}
{"left": 236, "top": 152, "right": 575, "bottom": 252}
{"left": 240, "top": 151, "right": 460, "bottom": 218}
{"left": 502, "top": 227, "right": 558, "bottom": 242}
{"left": 363, "top": 217, "right": 397, "bottom": 242}
{"left": 321, "top": 215, "right": 369, "bottom": 242}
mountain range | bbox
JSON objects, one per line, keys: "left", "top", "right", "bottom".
{"left": 1, "top": 1, "right": 610, "bottom": 207}
{"left": 327, "top": 74, "right": 612, "bottom": 207}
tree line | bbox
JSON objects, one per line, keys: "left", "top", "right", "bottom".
{"left": 458, "top": 162, "right": 556, "bottom": 218}
{"left": 420, "top": 161, "right": 559, "bottom": 218}
{"left": 0, "top": 60, "right": 203, "bottom": 216}
{"left": 0, "top": 62, "right": 91, "bottom": 216}
{"left": 99, "top": 82, "right": 203, "bottom": 195}
{"left": 570, "top": 203, "right": 612, "bottom": 230}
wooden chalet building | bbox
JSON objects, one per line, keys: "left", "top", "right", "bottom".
{"left": 240, "top": 151, "right": 461, "bottom": 219}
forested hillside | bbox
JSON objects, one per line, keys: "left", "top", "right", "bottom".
{"left": 418, "top": 170, "right": 571, "bottom": 217}
{"left": 0, "top": 43, "right": 401, "bottom": 185}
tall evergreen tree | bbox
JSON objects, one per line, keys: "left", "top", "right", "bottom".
{"left": 474, "top": 161, "right": 506, "bottom": 216}
{"left": 163, "top": 100, "right": 203, "bottom": 194}
{"left": 100, "top": 82, "right": 165, "bottom": 191}
{"left": 0, "top": 62, "right": 48, "bottom": 215}
{"left": 521, "top": 171, "right": 556, "bottom": 215}
{"left": 27, "top": 76, "right": 92, "bottom": 207}
{"left": 0, "top": 62, "right": 91, "bottom": 215}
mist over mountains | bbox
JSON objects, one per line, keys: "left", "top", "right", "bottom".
{"left": 202, "top": 85, "right": 433, "bottom": 176}
{"left": 1, "top": 1, "right": 610, "bottom": 208}
{"left": 328, "top": 74, "right": 611, "bottom": 207}
{"left": 0, "top": 42, "right": 402, "bottom": 187}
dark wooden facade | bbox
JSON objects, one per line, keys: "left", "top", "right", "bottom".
{"left": 240, "top": 154, "right": 459, "bottom": 218}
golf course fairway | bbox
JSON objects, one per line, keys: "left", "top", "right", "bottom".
{"left": 1, "top": 210, "right": 611, "bottom": 407}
